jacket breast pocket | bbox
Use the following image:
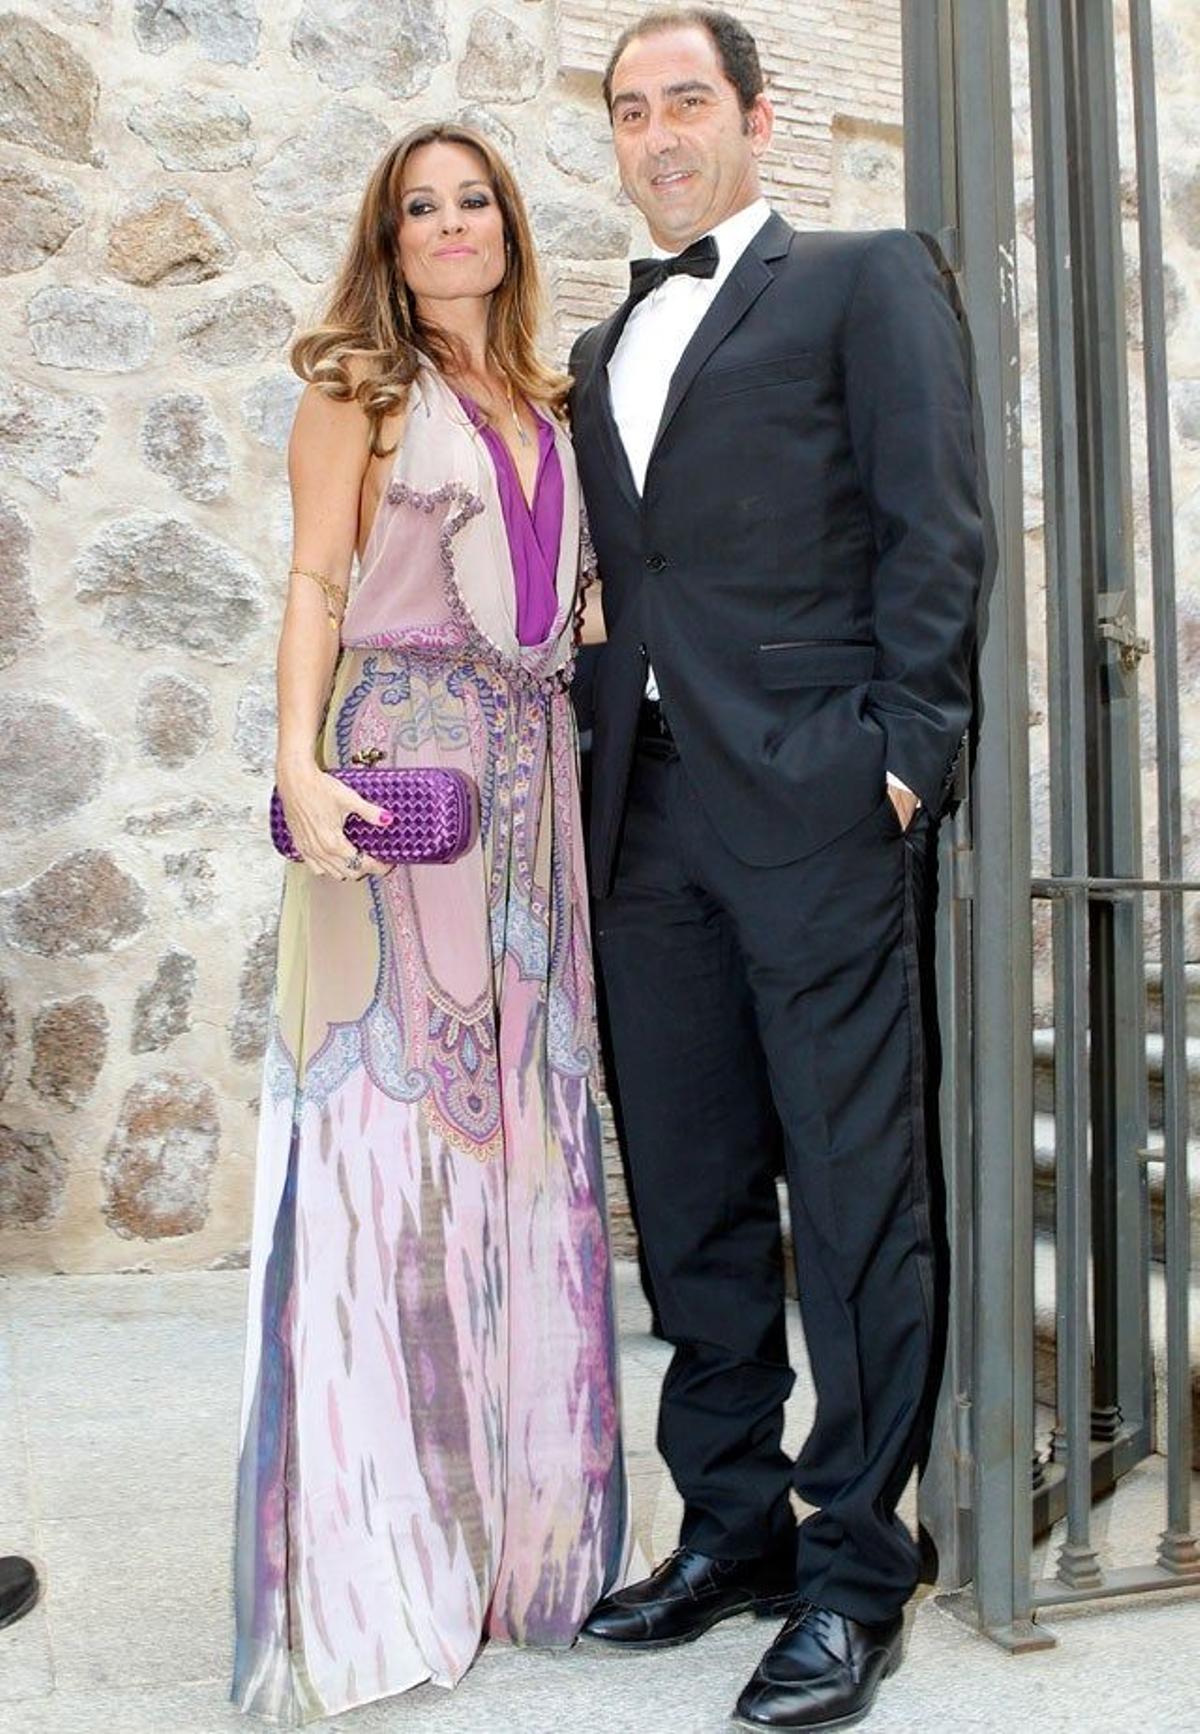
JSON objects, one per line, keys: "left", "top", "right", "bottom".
{"left": 703, "top": 352, "right": 824, "bottom": 400}
{"left": 756, "top": 641, "right": 875, "bottom": 690}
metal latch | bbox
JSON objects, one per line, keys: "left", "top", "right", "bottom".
{"left": 1097, "top": 590, "right": 1150, "bottom": 673}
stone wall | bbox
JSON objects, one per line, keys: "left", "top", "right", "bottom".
{"left": 0, "top": 1, "right": 1196, "bottom": 1273}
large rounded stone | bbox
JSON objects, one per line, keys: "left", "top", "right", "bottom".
{"left": 74, "top": 515, "right": 263, "bottom": 662}
{"left": 1168, "top": 165, "right": 1200, "bottom": 250}
{"left": 0, "top": 850, "right": 148, "bottom": 957}
{"left": 102, "top": 1071, "right": 219, "bottom": 1240}
{"left": 545, "top": 103, "right": 613, "bottom": 184}
{"left": 49, "top": 1, "right": 110, "bottom": 20}
{"left": 1125, "top": 248, "right": 1184, "bottom": 346}
{"left": 0, "top": 1125, "right": 66, "bottom": 1228}
{"left": 230, "top": 917, "right": 278, "bottom": 1064}
{"left": 164, "top": 849, "right": 215, "bottom": 916}
{"left": 240, "top": 372, "right": 302, "bottom": 452}
{"left": 176, "top": 283, "right": 293, "bottom": 369}
{"left": 233, "top": 670, "right": 277, "bottom": 772}
{"left": 458, "top": 8, "right": 543, "bottom": 103}
{"left": 0, "top": 159, "right": 84, "bottom": 275}
{"left": 135, "top": 671, "right": 215, "bottom": 767}
{"left": 0, "top": 977, "right": 13, "bottom": 1099}
{"left": 28, "top": 286, "right": 156, "bottom": 373}
{"left": 531, "top": 198, "right": 631, "bottom": 261}
{"left": 126, "top": 89, "right": 254, "bottom": 171}
{"left": 0, "top": 375, "right": 104, "bottom": 497}
{"left": 0, "top": 15, "right": 99, "bottom": 164}
{"left": 291, "top": 0, "right": 448, "bottom": 96}
{"left": 140, "top": 392, "right": 230, "bottom": 501}
{"left": 1174, "top": 380, "right": 1200, "bottom": 447}
{"left": 30, "top": 994, "right": 107, "bottom": 1107}
{"left": 273, "top": 213, "right": 345, "bottom": 284}
{"left": 107, "top": 188, "right": 235, "bottom": 287}
{"left": 0, "top": 493, "right": 39, "bottom": 669}
{"left": 133, "top": 0, "right": 260, "bottom": 66}
{"left": 0, "top": 693, "right": 105, "bottom": 831}
{"left": 253, "top": 104, "right": 389, "bottom": 215}
{"left": 132, "top": 948, "right": 196, "bottom": 1054}
{"left": 124, "top": 796, "right": 240, "bottom": 835}
{"left": 456, "top": 103, "right": 516, "bottom": 157}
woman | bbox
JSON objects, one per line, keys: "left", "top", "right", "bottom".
{"left": 232, "top": 123, "right": 629, "bottom": 1724}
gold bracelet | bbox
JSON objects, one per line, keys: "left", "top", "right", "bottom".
{"left": 288, "top": 566, "right": 346, "bottom": 627}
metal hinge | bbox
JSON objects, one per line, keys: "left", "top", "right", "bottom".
{"left": 1098, "top": 589, "right": 1150, "bottom": 673}
{"left": 955, "top": 1394, "right": 974, "bottom": 1510}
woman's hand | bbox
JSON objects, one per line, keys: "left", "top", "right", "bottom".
{"left": 277, "top": 761, "right": 392, "bottom": 879}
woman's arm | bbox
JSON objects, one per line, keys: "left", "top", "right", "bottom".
{"left": 274, "top": 383, "right": 390, "bottom": 878}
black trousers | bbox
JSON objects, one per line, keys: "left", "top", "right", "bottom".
{"left": 594, "top": 738, "right": 939, "bottom": 1624}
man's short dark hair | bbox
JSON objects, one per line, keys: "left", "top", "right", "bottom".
{"left": 602, "top": 7, "right": 765, "bottom": 115}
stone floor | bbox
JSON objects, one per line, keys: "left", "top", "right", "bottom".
{"left": 1, "top": 1264, "right": 1198, "bottom": 1734}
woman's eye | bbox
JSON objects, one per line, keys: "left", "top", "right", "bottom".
{"left": 462, "top": 195, "right": 490, "bottom": 209}
{"left": 406, "top": 201, "right": 434, "bottom": 217}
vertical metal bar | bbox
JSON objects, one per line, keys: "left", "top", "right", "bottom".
{"left": 1028, "top": 0, "right": 1101, "bottom": 1591}
{"left": 951, "top": 0, "right": 1045, "bottom": 1650}
{"left": 1129, "top": 0, "right": 1200, "bottom": 1579}
{"left": 904, "top": 0, "right": 976, "bottom": 1596}
{"left": 1067, "top": 0, "right": 1152, "bottom": 1460}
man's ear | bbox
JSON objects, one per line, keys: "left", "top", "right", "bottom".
{"left": 746, "top": 93, "right": 775, "bottom": 156}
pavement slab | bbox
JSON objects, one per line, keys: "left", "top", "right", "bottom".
{"left": 0, "top": 1264, "right": 1197, "bottom": 1733}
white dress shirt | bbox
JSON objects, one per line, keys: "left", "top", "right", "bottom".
{"left": 609, "top": 200, "right": 770, "bottom": 703}
{"left": 607, "top": 198, "right": 915, "bottom": 803}
{"left": 608, "top": 198, "right": 772, "bottom": 495}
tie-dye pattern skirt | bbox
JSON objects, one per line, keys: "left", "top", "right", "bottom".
{"left": 231, "top": 645, "right": 630, "bottom": 1723}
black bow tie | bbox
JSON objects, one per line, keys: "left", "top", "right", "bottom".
{"left": 627, "top": 235, "right": 719, "bottom": 307}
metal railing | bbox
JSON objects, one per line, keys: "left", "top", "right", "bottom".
{"left": 901, "top": 0, "right": 1199, "bottom": 1647}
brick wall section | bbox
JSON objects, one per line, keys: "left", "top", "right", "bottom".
{"left": 554, "top": 0, "right": 902, "bottom": 225}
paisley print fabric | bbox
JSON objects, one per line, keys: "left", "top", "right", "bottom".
{"left": 231, "top": 365, "right": 630, "bottom": 1724}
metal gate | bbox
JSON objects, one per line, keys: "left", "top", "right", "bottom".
{"left": 901, "top": 0, "right": 1199, "bottom": 1646}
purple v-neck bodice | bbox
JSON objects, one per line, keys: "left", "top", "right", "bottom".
{"left": 460, "top": 398, "right": 564, "bottom": 647}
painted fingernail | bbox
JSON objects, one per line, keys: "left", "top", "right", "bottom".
{"left": 377, "top": 810, "right": 393, "bottom": 825}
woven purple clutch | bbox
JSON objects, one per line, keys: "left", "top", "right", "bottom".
{"left": 269, "top": 767, "right": 474, "bottom": 865}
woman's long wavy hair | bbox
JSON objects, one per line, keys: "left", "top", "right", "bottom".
{"left": 291, "top": 122, "right": 568, "bottom": 455}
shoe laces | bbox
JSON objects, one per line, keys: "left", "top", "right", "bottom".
{"left": 778, "top": 1599, "right": 823, "bottom": 1641}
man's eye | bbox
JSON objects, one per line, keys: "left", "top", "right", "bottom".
{"left": 617, "top": 109, "right": 643, "bottom": 125}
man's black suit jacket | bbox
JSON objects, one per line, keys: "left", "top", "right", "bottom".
{"left": 569, "top": 213, "right": 984, "bottom": 897}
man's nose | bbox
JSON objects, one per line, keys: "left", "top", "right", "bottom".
{"left": 643, "top": 112, "right": 680, "bottom": 158}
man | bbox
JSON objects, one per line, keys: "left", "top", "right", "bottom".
{"left": 570, "top": 10, "right": 982, "bottom": 1731}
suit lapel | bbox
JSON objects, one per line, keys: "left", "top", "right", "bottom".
{"left": 651, "top": 211, "right": 793, "bottom": 461}
{"left": 579, "top": 300, "right": 641, "bottom": 512}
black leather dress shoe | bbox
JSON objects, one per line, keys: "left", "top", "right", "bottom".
{"left": 582, "top": 1547, "right": 798, "bottom": 1649}
{"left": 733, "top": 1602, "right": 903, "bottom": 1730}
{"left": 0, "top": 1555, "right": 40, "bottom": 1629}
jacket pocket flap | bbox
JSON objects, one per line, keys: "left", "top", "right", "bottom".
{"left": 702, "top": 352, "right": 823, "bottom": 397}
{"left": 756, "top": 641, "right": 875, "bottom": 689}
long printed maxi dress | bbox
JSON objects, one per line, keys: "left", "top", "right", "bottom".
{"left": 232, "top": 364, "right": 630, "bottom": 1724}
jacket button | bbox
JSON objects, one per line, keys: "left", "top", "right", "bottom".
{"left": 645, "top": 553, "right": 667, "bottom": 572}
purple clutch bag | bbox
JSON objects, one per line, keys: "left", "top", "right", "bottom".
{"left": 269, "top": 767, "right": 474, "bottom": 865}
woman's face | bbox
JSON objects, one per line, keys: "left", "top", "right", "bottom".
{"left": 397, "top": 140, "right": 508, "bottom": 313}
